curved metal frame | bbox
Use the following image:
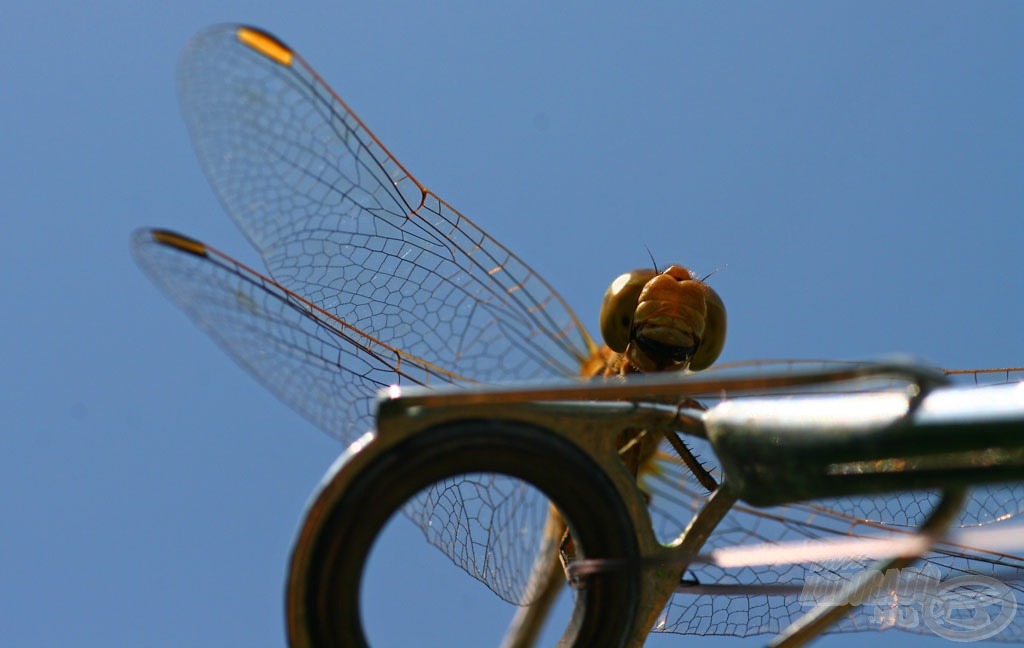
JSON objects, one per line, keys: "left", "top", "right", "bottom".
{"left": 286, "top": 361, "right": 1024, "bottom": 646}
{"left": 286, "top": 416, "right": 645, "bottom": 647}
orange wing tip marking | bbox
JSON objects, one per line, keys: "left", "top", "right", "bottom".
{"left": 236, "top": 26, "right": 293, "bottom": 66}
{"left": 151, "top": 229, "right": 208, "bottom": 257}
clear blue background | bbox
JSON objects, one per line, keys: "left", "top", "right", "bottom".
{"left": 2, "top": 2, "right": 1021, "bottom": 646}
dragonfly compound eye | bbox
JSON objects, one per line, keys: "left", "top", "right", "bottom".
{"left": 600, "top": 269, "right": 658, "bottom": 353}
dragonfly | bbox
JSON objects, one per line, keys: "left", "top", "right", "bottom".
{"left": 133, "top": 24, "right": 1024, "bottom": 644}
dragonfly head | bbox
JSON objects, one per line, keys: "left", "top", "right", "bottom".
{"left": 599, "top": 265, "right": 727, "bottom": 372}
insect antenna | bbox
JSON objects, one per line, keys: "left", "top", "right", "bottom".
{"left": 701, "top": 263, "right": 728, "bottom": 282}
{"left": 644, "top": 244, "right": 660, "bottom": 274}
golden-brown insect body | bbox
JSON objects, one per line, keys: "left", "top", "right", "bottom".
{"left": 559, "top": 264, "right": 728, "bottom": 608}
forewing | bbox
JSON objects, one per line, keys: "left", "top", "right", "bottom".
{"left": 132, "top": 229, "right": 462, "bottom": 443}
{"left": 176, "top": 24, "right": 594, "bottom": 383}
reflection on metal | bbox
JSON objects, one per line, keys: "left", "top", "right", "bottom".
{"left": 286, "top": 361, "right": 1024, "bottom": 646}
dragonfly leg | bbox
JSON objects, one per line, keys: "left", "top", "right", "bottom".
{"left": 499, "top": 504, "right": 568, "bottom": 648}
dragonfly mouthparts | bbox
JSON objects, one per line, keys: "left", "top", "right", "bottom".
{"left": 633, "top": 330, "right": 698, "bottom": 367}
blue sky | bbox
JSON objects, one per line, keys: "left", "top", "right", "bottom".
{"left": 2, "top": 2, "right": 1022, "bottom": 646}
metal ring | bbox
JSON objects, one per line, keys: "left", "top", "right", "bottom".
{"left": 286, "top": 418, "right": 641, "bottom": 647}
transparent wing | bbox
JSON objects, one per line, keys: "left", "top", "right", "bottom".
{"left": 648, "top": 453, "right": 1024, "bottom": 640}
{"left": 134, "top": 228, "right": 566, "bottom": 604}
{"left": 404, "top": 473, "right": 552, "bottom": 605}
{"left": 176, "top": 24, "right": 594, "bottom": 382}
{"left": 132, "top": 229, "right": 463, "bottom": 442}
{"left": 642, "top": 363, "right": 1024, "bottom": 639}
